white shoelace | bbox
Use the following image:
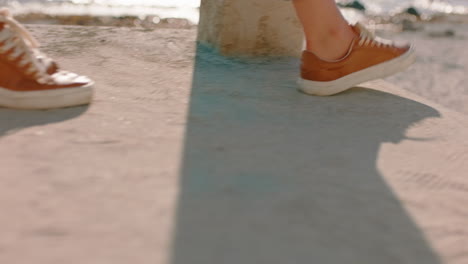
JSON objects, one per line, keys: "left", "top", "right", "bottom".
{"left": 356, "top": 23, "right": 393, "bottom": 48}
{"left": 0, "top": 8, "right": 53, "bottom": 84}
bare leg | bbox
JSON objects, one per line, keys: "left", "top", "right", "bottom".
{"left": 292, "top": 0, "right": 357, "bottom": 60}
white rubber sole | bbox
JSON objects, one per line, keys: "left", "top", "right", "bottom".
{"left": 0, "top": 82, "right": 94, "bottom": 110}
{"left": 297, "top": 47, "right": 416, "bottom": 96}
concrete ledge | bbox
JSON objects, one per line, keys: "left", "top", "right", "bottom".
{"left": 197, "top": 0, "right": 304, "bottom": 56}
{"left": 0, "top": 26, "right": 467, "bottom": 264}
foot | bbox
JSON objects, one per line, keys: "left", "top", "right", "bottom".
{"left": 0, "top": 8, "right": 93, "bottom": 109}
{"left": 298, "top": 23, "right": 415, "bottom": 96}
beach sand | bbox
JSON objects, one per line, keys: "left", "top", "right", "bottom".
{"left": 0, "top": 24, "right": 467, "bottom": 264}
{"left": 385, "top": 22, "right": 468, "bottom": 115}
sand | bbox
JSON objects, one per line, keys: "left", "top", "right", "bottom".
{"left": 386, "top": 22, "right": 468, "bottom": 115}
{"left": 0, "top": 25, "right": 467, "bottom": 264}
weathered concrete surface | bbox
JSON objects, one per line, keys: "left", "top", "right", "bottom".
{"left": 198, "top": 0, "right": 303, "bottom": 56}
{"left": 0, "top": 25, "right": 467, "bottom": 264}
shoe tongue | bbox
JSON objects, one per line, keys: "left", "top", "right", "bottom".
{"left": 351, "top": 23, "right": 366, "bottom": 36}
{"left": 352, "top": 23, "right": 376, "bottom": 40}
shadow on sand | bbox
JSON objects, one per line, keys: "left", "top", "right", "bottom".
{"left": 0, "top": 106, "right": 88, "bottom": 137}
{"left": 171, "top": 45, "right": 442, "bottom": 263}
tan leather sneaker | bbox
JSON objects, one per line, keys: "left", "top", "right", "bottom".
{"left": 0, "top": 8, "right": 93, "bottom": 109}
{"left": 298, "top": 23, "right": 415, "bottom": 96}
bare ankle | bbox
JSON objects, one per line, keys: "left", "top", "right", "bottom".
{"left": 306, "top": 25, "right": 357, "bottom": 60}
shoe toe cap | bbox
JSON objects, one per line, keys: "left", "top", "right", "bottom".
{"left": 392, "top": 40, "right": 412, "bottom": 54}
{"left": 51, "top": 70, "right": 93, "bottom": 87}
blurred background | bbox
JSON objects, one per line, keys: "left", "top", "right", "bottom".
{"left": 0, "top": 0, "right": 467, "bottom": 28}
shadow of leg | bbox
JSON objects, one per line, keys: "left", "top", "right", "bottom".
{"left": 171, "top": 45, "right": 442, "bottom": 264}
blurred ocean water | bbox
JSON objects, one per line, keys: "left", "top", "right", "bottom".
{"left": 0, "top": 0, "right": 202, "bottom": 23}
{"left": 0, "top": 0, "right": 467, "bottom": 24}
